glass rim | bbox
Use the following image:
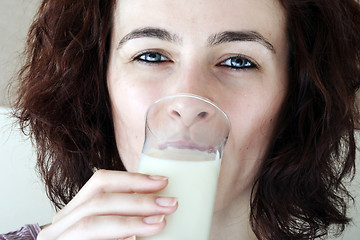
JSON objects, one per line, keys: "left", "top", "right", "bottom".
{"left": 145, "top": 93, "right": 231, "bottom": 134}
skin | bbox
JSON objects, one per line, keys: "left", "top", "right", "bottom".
{"left": 37, "top": 0, "right": 288, "bottom": 239}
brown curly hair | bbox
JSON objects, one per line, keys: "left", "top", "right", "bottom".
{"left": 13, "top": 0, "right": 360, "bottom": 239}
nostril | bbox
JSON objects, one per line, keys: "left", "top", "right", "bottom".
{"left": 172, "top": 110, "right": 181, "bottom": 117}
{"left": 198, "top": 112, "right": 208, "bottom": 119}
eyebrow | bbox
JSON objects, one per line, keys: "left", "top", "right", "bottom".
{"left": 117, "top": 27, "right": 275, "bottom": 54}
{"left": 117, "top": 27, "right": 181, "bottom": 49}
{"left": 208, "top": 31, "right": 275, "bottom": 53}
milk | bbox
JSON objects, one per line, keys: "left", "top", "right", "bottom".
{"left": 137, "top": 148, "right": 221, "bottom": 240}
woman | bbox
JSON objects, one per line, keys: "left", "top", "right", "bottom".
{"left": 2, "top": 0, "right": 360, "bottom": 239}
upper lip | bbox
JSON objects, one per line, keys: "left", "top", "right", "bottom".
{"left": 159, "top": 140, "right": 215, "bottom": 152}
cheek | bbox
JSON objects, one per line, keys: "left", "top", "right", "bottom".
{"left": 218, "top": 87, "right": 286, "bottom": 190}
{"left": 111, "top": 102, "right": 145, "bottom": 172}
{"left": 229, "top": 89, "right": 285, "bottom": 160}
{"left": 107, "top": 77, "right": 152, "bottom": 172}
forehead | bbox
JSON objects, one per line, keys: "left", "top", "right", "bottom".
{"left": 113, "top": 0, "right": 287, "bottom": 45}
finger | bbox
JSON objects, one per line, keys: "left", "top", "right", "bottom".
{"left": 54, "top": 170, "right": 168, "bottom": 223}
{"left": 58, "top": 193, "right": 177, "bottom": 230}
{"left": 46, "top": 193, "right": 177, "bottom": 239}
{"left": 123, "top": 236, "right": 136, "bottom": 240}
{"left": 42, "top": 215, "right": 166, "bottom": 240}
{"left": 77, "top": 193, "right": 178, "bottom": 217}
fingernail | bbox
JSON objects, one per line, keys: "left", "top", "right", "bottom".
{"left": 143, "top": 215, "right": 165, "bottom": 224}
{"left": 124, "top": 236, "right": 136, "bottom": 240}
{"left": 156, "top": 197, "right": 178, "bottom": 207}
{"left": 148, "top": 175, "right": 168, "bottom": 181}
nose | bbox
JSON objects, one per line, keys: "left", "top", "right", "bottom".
{"left": 167, "top": 96, "right": 215, "bottom": 127}
{"left": 168, "top": 54, "right": 214, "bottom": 99}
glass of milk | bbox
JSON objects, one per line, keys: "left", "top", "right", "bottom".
{"left": 138, "top": 94, "right": 231, "bottom": 240}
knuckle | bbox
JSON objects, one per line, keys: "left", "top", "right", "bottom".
{"left": 36, "top": 230, "right": 47, "bottom": 240}
{"left": 76, "top": 215, "right": 96, "bottom": 230}
{"left": 92, "top": 169, "right": 107, "bottom": 180}
{"left": 89, "top": 191, "right": 109, "bottom": 207}
{"left": 90, "top": 169, "right": 109, "bottom": 191}
{"left": 133, "top": 193, "right": 153, "bottom": 207}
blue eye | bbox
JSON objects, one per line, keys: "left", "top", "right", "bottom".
{"left": 135, "top": 52, "right": 170, "bottom": 63}
{"left": 219, "top": 56, "right": 257, "bottom": 69}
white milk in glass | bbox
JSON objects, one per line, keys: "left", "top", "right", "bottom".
{"left": 138, "top": 147, "right": 221, "bottom": 240}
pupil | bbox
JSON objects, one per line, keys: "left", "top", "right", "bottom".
{"left": 232, "top": 58, "right": 243, "bottom": 67}
{"left": 148, "top": 53, "right": 158, "bottom": 60}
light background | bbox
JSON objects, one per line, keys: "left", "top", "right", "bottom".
{"left": 0, "top": 1, "right": 359, "bottom": 239}
{"left": 0, "top": 0, "right": 41, "bottom": 107}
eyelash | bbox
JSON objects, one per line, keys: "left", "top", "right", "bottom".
{"left": 217, "top": 56, "right": 258, "bottom": 70}
{"left": 133, "top": 51, "right": 257, "bottom": 70}
{"left": 133, "top": 51, "right": 170, "bottom": 64}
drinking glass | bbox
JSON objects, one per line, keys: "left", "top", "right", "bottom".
{"left": 138, "top": 94, "right": 231, "bottom": 240}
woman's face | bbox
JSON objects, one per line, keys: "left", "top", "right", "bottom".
{"left": 107, "top": 0, "right": 288, "bottom": 210}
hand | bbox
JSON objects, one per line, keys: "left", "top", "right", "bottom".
{"left": 37, "top": 170, "right": 178, "bottom": 240}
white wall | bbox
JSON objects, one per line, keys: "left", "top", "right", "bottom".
{"left": 0, "top": 107, "right": 55, "bottom": 233}
{"left": 0, "top": 0, "right": 41, "bottom": 107}
{"left": 342, "top": 153, "right": 360, "bottom": 240}
{"left": 0, "top": 0, "right": 54, "bottom": 233}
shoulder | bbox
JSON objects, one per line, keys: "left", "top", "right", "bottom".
{"left": 0, "top": 224, "right": 40, "bottom": 240}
